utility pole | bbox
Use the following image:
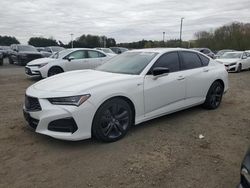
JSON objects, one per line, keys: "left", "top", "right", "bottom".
{"left": 163, "top": 32, "right": 165, "bottom": 42}
{"left": 180, "top": 18, "right": 184, "bottom": 47}
{"left": 70, "top": 33, "right": 74, "bottom": 48}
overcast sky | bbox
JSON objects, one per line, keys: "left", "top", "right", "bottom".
{"left": 0, "top": 0, "right": 249, "bottom": 44}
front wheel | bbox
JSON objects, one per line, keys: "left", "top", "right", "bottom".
{"left": 203, "top": 81, "right": 224, "bottom": 110}
{"left": 48, "top": 67, "right": 63, "bottom": 77}
{"left": 237, "top": 64, "right": 242, "bottom": 73}
{"left": 92, "top": 98, "right": 133, "bottom": 142}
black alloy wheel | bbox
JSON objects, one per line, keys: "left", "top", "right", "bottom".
{"left": 203, "top": 81, "right": 224, "bottom": 109}
{"left": 48, "top": 67, "right": 63, "bottom": 77}
{"left": 92, "top": 98, "right": 132, "bottom": 142}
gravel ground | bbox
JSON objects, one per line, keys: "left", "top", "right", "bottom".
{"left": 0, "top": 61, "right": 250, "bottom": 188}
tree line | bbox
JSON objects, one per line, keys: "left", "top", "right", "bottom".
{"left": 0, "top": 22, "right": 249, "bottom": 50}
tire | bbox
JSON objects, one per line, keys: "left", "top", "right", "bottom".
{"left": 203, "top": 81, "right": 224, "bottom": 110}
{"left": 237, "top": 64, "right": 242, "bottom": 73}
{"left": 48, "top": 66, "right": 63, "bottom": 77}
{"left": 92, "top": 98, "right": 133, "bottom": 142}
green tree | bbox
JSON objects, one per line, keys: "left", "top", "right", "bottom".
{"left": 28, "top": 37, "right": 58, "bottom": 47}
{"left": 0, "top": 35, "right": 20, "bottom": 45}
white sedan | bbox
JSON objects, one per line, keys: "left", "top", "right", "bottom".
{"left": 216, "top": 51, "right": 250, "bottom": 72}
{"left": 25, "top": 48, "right": 113, "bottom": 78}
{"left": 23, "top": 48, "right": 228, "bottom": 142}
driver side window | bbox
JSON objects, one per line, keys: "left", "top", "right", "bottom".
{"left": 149, "top": 52, "right": 180, "bottom": 74}
{"left": 67, "top": 50, "right": 87, "bottom": 60}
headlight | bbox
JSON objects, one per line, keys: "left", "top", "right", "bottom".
{"left": 38, "top": 63, "right": 48, "bottom": 68}
{"left": 230, "top": 63, "right": 237, "bottom": 66}
{"left": 48, "top": 95, "right": 91, "bottom": 106}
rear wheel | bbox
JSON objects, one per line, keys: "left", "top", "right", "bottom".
{"left": 48, "top": 67, "right": 63, "bottom": 77}
{"left": 203, "top": 81, "right": 224, "bottom": 110}
{"left": 92, "top": 98, "right": 132, "bottom": 142}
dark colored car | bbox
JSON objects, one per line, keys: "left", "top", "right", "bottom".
{"left": 238, "top": 148, "right": 250, "bottom": 188}
{"left": 110, "top": 47, "right": 128, "bottom": 54}
{"left": 40, "top": 46, "right": 65, "bottom": 57}
{"left": 8, "top": 44, "right": 43, "bottom": 65}
{"left": 192, "top": 48, "right": 215, "bottom": 59}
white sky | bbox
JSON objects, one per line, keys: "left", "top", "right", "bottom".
{"left": 0, "top": 0, "right": 249, "bottom": 44}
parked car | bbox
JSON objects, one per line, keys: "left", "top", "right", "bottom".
{"left": 25, "top": 48, "right": 113, "bottom": 78}
{"left": 8, "top": 44, "right": 43, "bottom": 65}
{"left": 23, "top": 48, "right": 228, "bottom": 142}
{"left": 216, "top": 51, "right": 250, "bottom": 72}
{"left": 95, "top": 48, "right": 116, "bottom": 56}
{"left": 110, "top": 47, "right": 128, "bottom": 54}
{"left": 192, "top": 48, "right": 215, "bottom": 59}
{"left": 0, "top": 46, "right": 11, "bottom": 58}
{"left": 215, "top": 49, "right": 235, "bottom": 59}
{"left": 238, "top": 148, "right": 250, "bottom": 188}
{"left": 40, "top": 46, "right": 65, "bottom": 57}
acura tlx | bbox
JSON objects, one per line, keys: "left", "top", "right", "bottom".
{"left": 23, "top": 48, "right": 228, "bottom": 142}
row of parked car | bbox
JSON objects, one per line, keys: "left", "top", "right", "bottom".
{"left": 0, "top": 44, "right": 129, "bottom": 66}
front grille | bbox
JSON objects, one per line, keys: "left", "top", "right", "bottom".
{"left": 25, "top": 95, "right": 41, "bottom": 111}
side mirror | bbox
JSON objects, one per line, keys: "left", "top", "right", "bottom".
{"left": 152, "top": 67, "right": 169, "bottom": 76}
{"left": 67, "top": 56, "right": 75, "bottom": 61}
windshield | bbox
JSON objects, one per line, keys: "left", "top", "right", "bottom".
{"left": 102, "top": 48, "right": 115, "bottom": 54}
{"left": 96, "top": 52, "right": 158, "bottom": 75}
{"left": 51, "top": 49, "right": 73, "bottom": 59}
{"left": 217, "top": 50, "right": 234, "bottom": 56}
{"left": 18, "top": 45, "right": 37, "bottom": 52}
{"left": 221, "top": 52, "right": 242, "bottom": 59}
{"left": 51, "top": 46, "right": 64, "bottom": 52}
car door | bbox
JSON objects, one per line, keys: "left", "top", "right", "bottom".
{"left": 64, "top": 50, "right": 89, "bottom": 71}
{"left": 179, "top": 51, "right": 213, "bottom": 105}
{"left": 86, "top": 50, "right": 108, "bottom": 68}
{"left": 241, "top": 52, "right": 250, "bottom": 69}
{"left": 144, "top": 52, "right": 186, "bottom": 116}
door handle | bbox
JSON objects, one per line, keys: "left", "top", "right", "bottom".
{"left": 203, "top": 68, "right": 209, "bottom": 72}
{"left": 177, "top": 76, "right": 185, "bottom": 81}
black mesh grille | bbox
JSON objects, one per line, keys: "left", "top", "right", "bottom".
{"left": 25, "top": 95, "right": 41, "bottom": 111}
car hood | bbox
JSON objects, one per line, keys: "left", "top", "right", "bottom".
{"left": 216, "top": 58, "right": 240, "bottom": 65}
{"left": 27, "top": 58, "right": 54, "bottom": 65}
{"left": 27, "top": 70, "right": 137, "bottom": 98}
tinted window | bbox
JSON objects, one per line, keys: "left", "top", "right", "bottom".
{"left": 68, "top": 50, "right": 86, "bottom": 59}
{"left": 181, "top": 52, "right": 202, "bottom": 70}
{"left": 151, "top": 52, "right": 180, "bottom": 73}
{"left": 198, "top": 54, "right": 210, "bottom": 66}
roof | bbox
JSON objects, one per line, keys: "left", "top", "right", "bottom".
{"left": 128, "top": 48, "right": 194, "bottom": 53}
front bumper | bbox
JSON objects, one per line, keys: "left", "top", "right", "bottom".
{"left": 25, "top": 66, "right": 41, "bottom": 77}
{"left": 23, "top": 97, "right": 96, "bottom": 141}
{"left": 225, "top": 64, "right": 237, "bottom": 72}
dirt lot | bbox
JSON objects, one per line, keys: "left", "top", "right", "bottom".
{"left": 0, "top": 61, "right": 250, "bottom": 188}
